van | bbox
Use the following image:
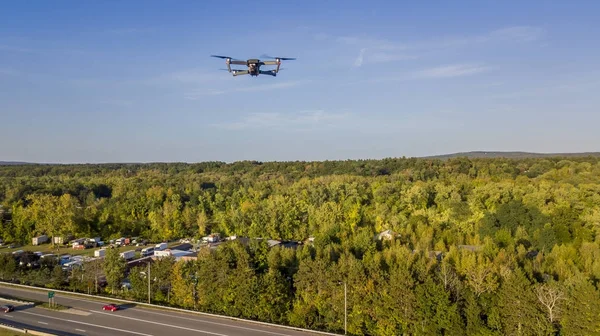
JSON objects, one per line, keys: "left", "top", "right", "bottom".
{"left": 141, "top": 247, "right": 155, "bottom": 257}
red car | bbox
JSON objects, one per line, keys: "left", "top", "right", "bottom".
{"left": 102, "top": 303, "right": 119, "bottom": 311}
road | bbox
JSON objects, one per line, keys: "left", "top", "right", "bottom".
{"left": 0, "top": 285, "right": 332, "bottom": 336}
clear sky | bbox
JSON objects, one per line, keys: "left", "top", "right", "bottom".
{"left": 1, "top": 1, "right": 599, "bottom": 163}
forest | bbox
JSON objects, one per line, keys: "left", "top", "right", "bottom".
{"left": 1, "top": 156, "right": 600, "bottom": 335}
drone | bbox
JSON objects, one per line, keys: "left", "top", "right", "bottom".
{"left": 210, "top": 54, "right": 296, "bottom": 77}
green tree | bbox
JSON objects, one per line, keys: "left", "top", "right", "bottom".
{"left": 128, "top": 265, "right": 148, "bottom": 301}
{"left": 413, "top": 278, "right": 463, "bottom": 335}
{"left": 496, "top": 270, "right": 553, "bottom": 335}
{"left": 560, "top": 275, "right": 600, "bottom": 335}
{"left": 103, "top": 247, "right": 127, "bottom": 294}
{"left": 0, "top": 253, "right": 17, "bottom": 281}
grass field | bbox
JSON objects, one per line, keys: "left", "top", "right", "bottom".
{"left": 0, "top": 327, "right": 26, "bottom": 336}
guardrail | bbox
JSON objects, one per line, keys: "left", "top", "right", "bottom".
{"left": 0, "top": 322, "right": 25, "bottom": 333}
{"left": 0, "top": 321, "right": 57, "bottom": 336}
{"left": 0, "top": 281, "right": 342, "bottom": 336}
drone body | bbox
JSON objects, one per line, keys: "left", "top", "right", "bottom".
{"left": 211, "top": 55, "right": 296, "bottom": 77}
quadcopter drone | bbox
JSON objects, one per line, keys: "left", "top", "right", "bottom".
{"left": 210, "top": 54, "right": 296, "bottom": 77}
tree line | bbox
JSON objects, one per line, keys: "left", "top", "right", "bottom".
{"left": 1, "top": 156, "right": 600, "bottom": 334}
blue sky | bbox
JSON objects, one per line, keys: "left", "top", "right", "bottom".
{"left": 1, "top": 1, "right": 599, "bottom": 163}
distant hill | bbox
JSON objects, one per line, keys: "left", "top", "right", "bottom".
{"left": 423, "top": 151, "right": 600, "bottom": 160}
{"left": 3, "top": 152, "right": 600, "bottom": 165}
{"left": 0, "top": 161, "right": 32, "bottom": 165}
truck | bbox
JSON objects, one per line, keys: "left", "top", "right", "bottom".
{"left": 32, "top": 235, "right": 48, "bottom": 246}
{"left": 72, "top": 243, "right": 86, "bottom": 250}
{"left": 120, "top": 250, "right": 135, "bottom": 260}
{"left": 155, "top": 242, "right": 167, "bottom": 251}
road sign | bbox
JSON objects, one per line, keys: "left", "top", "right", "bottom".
{"left": 48, "top": 291, "right": 55, "bottom": 299}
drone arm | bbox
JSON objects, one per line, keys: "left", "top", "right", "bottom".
{"left": 232, "top": 70, "right": 249, "bottom": 76}
{"left": 258, "top": 70, "right": 277, "bottom": 77}
{"left": 229, "top": 60, "right": 247, "bottom": 65}
{"left": 261, "top": 60, "right": 282, "bottom": 73}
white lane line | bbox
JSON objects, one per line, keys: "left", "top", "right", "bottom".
{"left": 76, "top": 328, "right": 87, "bottom": 332}
{"left": 133, "top": 307, "right": 293, "bottom": 336}
{"left": 38, "top": 321, "right": 49, "bottom": 325}
{"left": 21, "top": 311, "right": 155, "bottom": 336}
{"left": 4, "top": 288, "right": 292, "bottom": 336}
{"left": 92, "top": 310, "right": 229, "bottom": 336}
{"left": 60, "top": 296, "right": 291, "bottom": 336}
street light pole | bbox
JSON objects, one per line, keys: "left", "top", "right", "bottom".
{"left": 147, "top": 262, "right": 151, "bottom": 304}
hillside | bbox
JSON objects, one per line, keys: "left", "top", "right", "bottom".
{"left": 4, "top": 151, "right": 600, "bottom": 166}
{"left": 423, "top": 151, "right": 600, "bottom": 160}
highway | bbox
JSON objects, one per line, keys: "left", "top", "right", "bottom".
{"left": 0, "top": 285, "right": 333, "bottom": 336}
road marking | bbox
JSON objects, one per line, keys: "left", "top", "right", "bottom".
{"left": 56, "top": 295, "right": 292, "bottom": 335}
{"left": 92, "top": 310, "right": 229, "bottom": 336}
{"left": 134, "top": 308, "right": 294, "bottom": 336}
{"left": 76, "top": 328, "right": 86, "bottom": 332}
{"left": 64, "top": 308, "right": 91, "bottom": 316}
{"left": 21, "top": 311, "right": 155, "bottom": 336}
{"left": 38, "top": 321, "right": 49, "bottom": 325}
{"left": 1, "top": 287, "right": 305, "bottom": 336}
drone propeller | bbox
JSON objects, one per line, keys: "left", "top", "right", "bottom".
{"left": 261, "top": 54, "right": 296, "bottom": 61}
{"left": 211, "top": 55, "right": 242, "bottom": 61}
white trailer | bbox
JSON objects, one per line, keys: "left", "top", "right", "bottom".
{"left": 153, "top": 249, "right": 172, "bottom": 257}
{"left": 94, "top": 249, "right": 106, "bottom": 257}
{"left": 120, "top": 250, "right": 135, "bottom": 260}
{"left": 32, "top": 235, "right": 48, "bottom": 246}
{"left": 155, "top": 242, "right": 167, "bottom": 251}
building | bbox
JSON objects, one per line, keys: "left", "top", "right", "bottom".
{"left": 267, "top": 239, "right": 282, "bottom": 248}
{"left": 203, "top": 233, "right": 221, "bottom": 243}
{"left": 375, "top": 230, "right": 395, "bottom": 241}
{"left": 457, "top": 245, "right": 483, "bottom": 252}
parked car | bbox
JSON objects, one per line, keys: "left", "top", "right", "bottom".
{"left": 102, "top": 303, "right": 119, "bottom": 311}
{"left": 1, "top": 304, "right": 15, "bottom": 313}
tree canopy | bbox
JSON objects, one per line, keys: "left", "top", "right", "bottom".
{"left": 1, "top": 156, "right": 600, "bottom": 334}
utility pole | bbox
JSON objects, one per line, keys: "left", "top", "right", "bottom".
{"left": 337, "top": 281, "right": 348, "bottom": 335}
{"left": 344, "top": 282, "right": 347, "bottom": 335}
{"left": 147, "top": 262, "right": 151, "bottom": 304}
{"left": 193, "top": 272, "right": 198, "bottom": 310}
